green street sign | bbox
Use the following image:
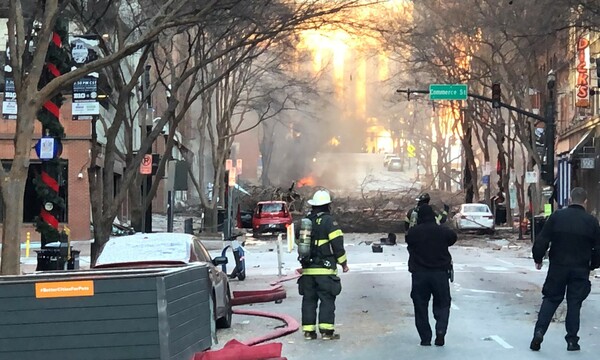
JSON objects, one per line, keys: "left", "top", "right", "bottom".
{"left": 429, "top": 84, "right": 468, "bottom": 100}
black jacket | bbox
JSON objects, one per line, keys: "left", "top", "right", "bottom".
{"left": 301, "top": 211, "right": 347, "bottom": 274}
{"left": 406, "top": 205, "right": 457, "bottom": 272}
{"left": 532, "top": 204, "right": 600, "bottom": 269}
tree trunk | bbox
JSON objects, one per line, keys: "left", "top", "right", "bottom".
{"left": 461, "top": 109, "right": 478, "bottom": 203}
{"left": 129, "top": 176, "right": 143, "bottom": 232}
{"left": 1, "top": 177, "right": 28, "bottom": 275}
{"left": 90, "top": 217, "right": 112, "bottom": 266}
{"left": 204, "top": 204, "right": 218, "bottom": 233}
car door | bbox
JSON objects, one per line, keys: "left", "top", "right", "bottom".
{"left": 192, "top": 238, "right": 228, "bottom": 314}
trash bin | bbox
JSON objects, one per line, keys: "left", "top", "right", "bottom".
{"left": 184, "top": 218, "right": 194, "bottom": 234}
{"left": 217, "top": 209, "right": 226, "bottom": 232}
{"left": 36, "top": 246, "right": 80, "bottom": 271}
{"left": 531, "top": 215, "right": 547, "bottom": 242}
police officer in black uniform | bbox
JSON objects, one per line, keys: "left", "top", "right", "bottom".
{"left": 406, "top": 204, "right": 457, "bottom": 346}
{"left": 530, "top": 187, "right": 600, "bottom": 352}
{"left": 298, "top": 189, "right": 349, "bottom": 340}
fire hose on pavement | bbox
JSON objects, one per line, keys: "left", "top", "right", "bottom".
{"left": 231, "top": 274, "right": 301, "bottom": 345}
{"left": 195, "top": 269, "right": 302, "bottom": 359}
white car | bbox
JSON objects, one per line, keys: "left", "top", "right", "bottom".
{"left": 383, "top": 154, "right": 396, "bottom": 167}
{"left": 387, "top": 157, "right": 403, "bottom": 171}
{"left": 453, "top": 203, "right": 494, "bottom": 231}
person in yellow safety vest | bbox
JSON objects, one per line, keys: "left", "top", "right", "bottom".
{"left": 404, "top": 193, "right": 449, "bottom": 231}
{"left": 298, "top": 189, "right": 349, "bottom": 340}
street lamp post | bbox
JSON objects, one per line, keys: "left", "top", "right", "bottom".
{"left": 545, "top": 70, "right": 556, "bottom": 211}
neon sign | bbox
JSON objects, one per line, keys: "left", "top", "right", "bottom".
{"left": 576, "top": 36, "right": 590, "bottom": 108}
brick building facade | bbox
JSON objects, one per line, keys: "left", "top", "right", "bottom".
{"left": 0, "top": 97, "right": 92, "bottom": 243}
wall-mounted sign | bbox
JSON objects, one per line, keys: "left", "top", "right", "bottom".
{"left": 581, "top": 157, "right": 595, "bottom": 169}
{"left": 575, "top": 35, "right": 590, "bottom": 108}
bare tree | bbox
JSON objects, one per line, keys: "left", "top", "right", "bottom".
{"left": 0, "top": 0, "right": 231, "bottom": 274}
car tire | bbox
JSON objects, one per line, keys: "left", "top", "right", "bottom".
{"left": 216, "top": 290, "right": 233, "bottom": 329}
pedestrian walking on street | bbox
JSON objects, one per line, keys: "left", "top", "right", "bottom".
{"left": 406, "top": 204, "right": 457, "bottom": 346}
{"left": 530, "top": 187, "right": 600, "bottom": 351}
{"left": 297, "top": 189, "right": 349, "bottom": 341}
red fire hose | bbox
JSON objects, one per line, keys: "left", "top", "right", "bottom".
{"left": 233, "top": 309, "right": 299, "bottom": 346}
{"left": 195, "top": 272, "right": 303, "bottom": 359}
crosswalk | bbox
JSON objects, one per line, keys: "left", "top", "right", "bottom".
{"left": 348, "top": 261, "right": 527, "bottom": 274}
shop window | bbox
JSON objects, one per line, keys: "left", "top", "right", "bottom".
{"left": 0, "top": 160, "right": 68, "bottom": 223}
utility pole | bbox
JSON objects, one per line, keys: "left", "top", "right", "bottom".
{"left": 142, "top": 64, "right": 153, "bottom": 233}
{"left": 544, "top": 70, "right": 556, "bottom": 210}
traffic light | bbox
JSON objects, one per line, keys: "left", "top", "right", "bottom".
{"left": 492, "top": 83, "right": 501, "bottom": 109}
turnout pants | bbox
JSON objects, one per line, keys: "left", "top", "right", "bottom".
{"left": 534, "top": 264, "right": 591, "bottom": 342}
{"left": 410, "top": 271, "right": 451, "bottom": 342}
{"left": 298, "top": 275, "right": 342, "bottom": 333}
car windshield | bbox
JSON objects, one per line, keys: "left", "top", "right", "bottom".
{"left": 260, "top": 203, "right": 284, "bottom": 213}
{"left": 463, "top": 205, "right": 490, "bottom": 213}
{"left": 95, "top": 234, "right": 192, "bottom": 267}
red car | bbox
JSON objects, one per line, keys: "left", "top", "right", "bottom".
{"left": 252, "top": 201, "right": 293, "bottom": 237}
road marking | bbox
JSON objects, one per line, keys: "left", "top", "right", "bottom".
{"left": 490, "top": 335, "right": 513, "bottom": 349}
{"left": 466, "top": 288, "right": 502, "bottom": 294}
{"left": 451, "top": 303, "right": 460, "bottom": 310}
{"left": 496, "top": 259, "right": 514, "bottom": 266}
{"left": 483, "top": 266, "right": 509, "bottom": 271}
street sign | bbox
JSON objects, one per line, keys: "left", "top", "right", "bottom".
{"left": 407, "top": 143, "right": 416, "bottom": 158}
{"left": 236, "top": 159, "right": 243, "bottom": 175}
{"left": 429, "top": 84, "right": 468, "bottom": 100}
{"left": 140, "top": 154, "right": 152, "bottom": 175}
{"left": 482, "top": 175, "right": 490, "bottom": 185}
{"left": 525, "top": 171, "right": 538, "bottom": 184}
{"left": 225, "top": 159, "right": 233, "bottom": 171}
{"left": 483, "top": 161, "right": 491, "bottom": 176}
{"left": 228, "top": 167, "right": 237, "bottom": 187}
{"left": 509, "top": 186, "right": 517, "bottom": 209}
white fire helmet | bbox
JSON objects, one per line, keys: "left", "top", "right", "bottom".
{"left": 308, "top": 189, "right": 332, "bottom": 206}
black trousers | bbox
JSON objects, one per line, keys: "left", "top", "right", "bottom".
{"left": 534, "top": 264, "right": 591, "bottom": 342}
{"left": 410, "top": 271, "right": 451, "bottom": 342}
{"left": 298, "top": 275, "right": 342, "bottom": 332}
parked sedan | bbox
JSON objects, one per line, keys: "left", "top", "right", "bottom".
{"left": 383, "top": 153, "right": 396, "bottom": 167}
{"left": 453, "top": 203, "right": 494, "bottom": 232}
{"left": 387, "top": 157, "right": 403, "bottom": 171}
{"left": 94, "top": 233, "right": 233, "bottom": 328}
{"left": 252, "top": 201, "right": 293, "bottom": 237}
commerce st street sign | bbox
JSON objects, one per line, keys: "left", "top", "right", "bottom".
{"left": 429, "top": 84, "right": 468, "bottom": 100}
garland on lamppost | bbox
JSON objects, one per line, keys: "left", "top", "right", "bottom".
{"left": 33, "top": 17, "right": 71, "bottom": 244}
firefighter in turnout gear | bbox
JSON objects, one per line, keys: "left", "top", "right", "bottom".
{"left": 404, "top": 192, "right": 449, "bottom": 231}
{"left": 297, "top": 189, "right": 349, "bottom": 340}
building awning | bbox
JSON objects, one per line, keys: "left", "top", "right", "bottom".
{"left": 569, "top": 129, "right": 594, "bottom": 157}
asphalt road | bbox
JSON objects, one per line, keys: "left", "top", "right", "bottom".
{"left": 214, "top": 233, "right": 600, "bottom": 360}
